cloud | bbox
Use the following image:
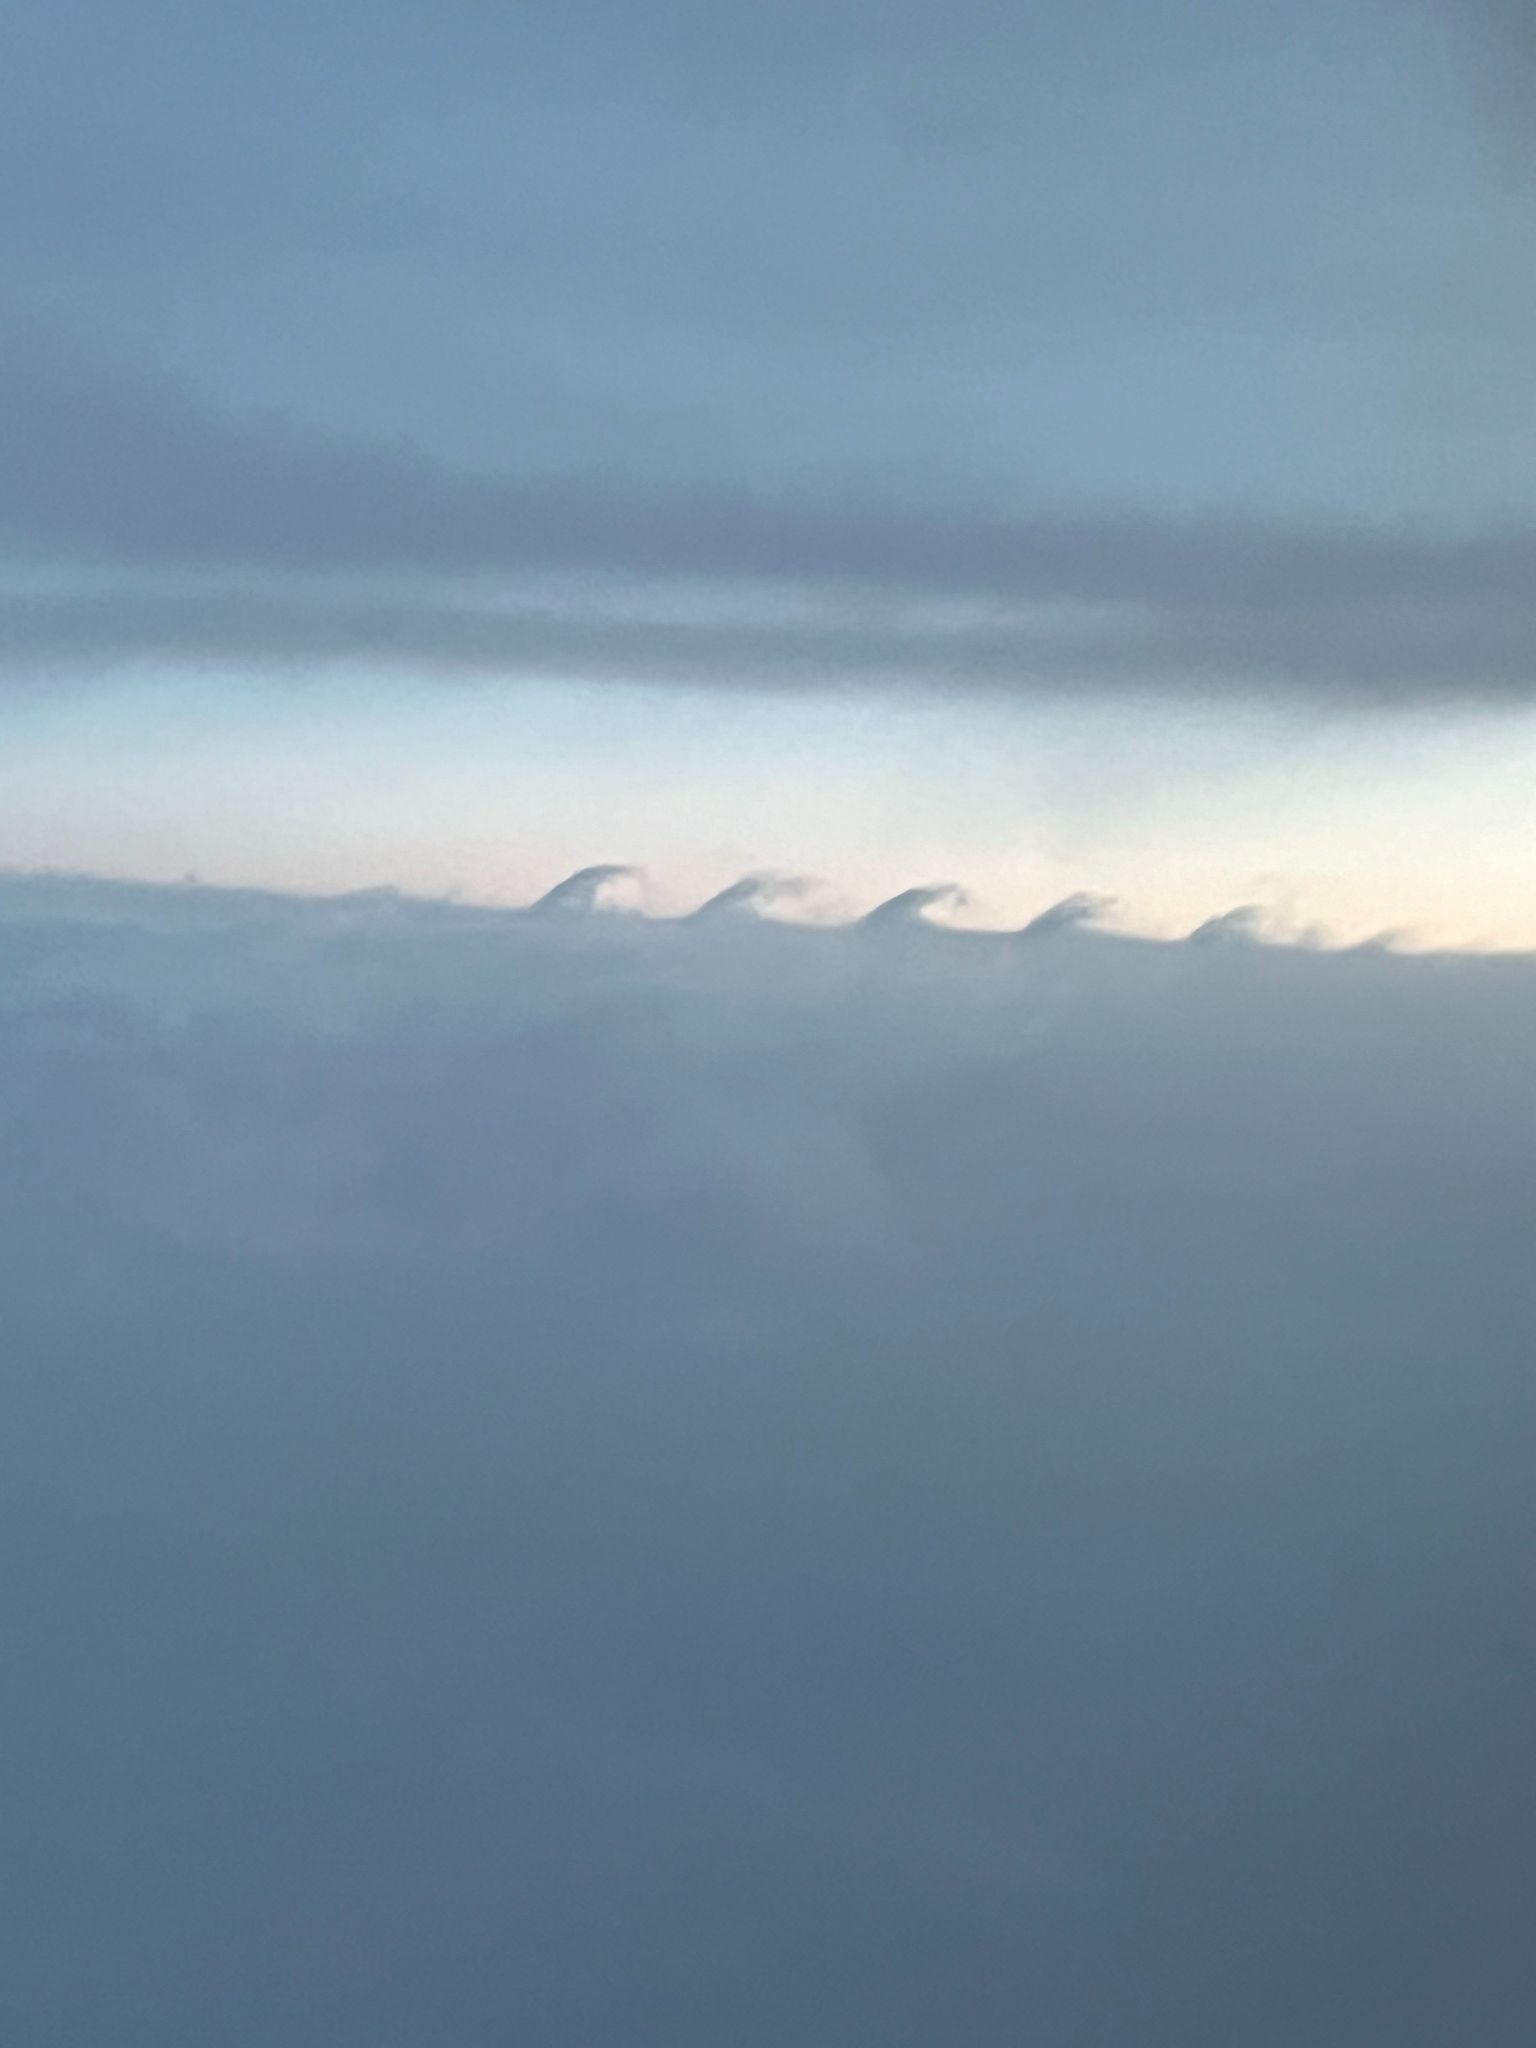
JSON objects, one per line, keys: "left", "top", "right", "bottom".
{"left": 690, "top": 873, "right": 818, "bottom": 921}
{"left": 860, "top": 882, "right": 971, "bottom": 929}
{"left": 3, "top": 0, "right": 1533, "bottom": 720}
{"left": 3, "top": 326, "right": 1535, "bottom": 701}
{"left": 1, "top": 870, "right": 1533, "bottom": 2043}
{"left": 1186, "top": 902, "right": 1277, "bottom": 945}
{"left": 532, "top": 863, "right": 645, "bottom": 915}
{"left": 1020, "top": 891, "right": 1118, "bottom": 937}
{"left": 2, "top": 871, "right": 1535, "bottom": 2038}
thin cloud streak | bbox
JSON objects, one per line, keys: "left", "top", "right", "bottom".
{"left": 3, "top": 329, "right": 1534, "bottom": 701}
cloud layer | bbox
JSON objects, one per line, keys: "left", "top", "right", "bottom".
{"left": 4, "top": 0, "right": 1534, "bottom": 701}
{"left": 3, "top": 328, "right": 1534, "bottom": 698}
{"left": 2, "top": 872, "right": 1533, "bottom": 2042}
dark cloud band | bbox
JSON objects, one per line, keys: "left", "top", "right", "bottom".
{"left": 3, "top": 334, "right": 1534, "bottom": 699}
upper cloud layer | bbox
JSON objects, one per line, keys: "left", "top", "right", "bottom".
{"left": 3, "top": 327, "right": 1535, "bottom": 699}
{"left": 4, "top": 0, "right": 1534, "bottom": 701}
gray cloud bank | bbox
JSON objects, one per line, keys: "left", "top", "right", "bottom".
{"left": 3, "top": 330, "right": 1534, "bottom": 698}
{"left": 2, "top": 870, "right": 1533, "bottom": 2042}
{"left": 5, "top": 0, "right": 1535, "bottom": 702}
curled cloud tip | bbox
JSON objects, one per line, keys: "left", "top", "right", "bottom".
{"left": 1186, "top": 904, "right": 1279, "bottom": 946}
{"left": 1020, "top": 891, "right": 1118, "bottom": 938}
{"left": 531, "top": 864, "right": 645, "bottom": 917}
{"left": 689, "top": 873, "right": 817, "bottom": 923}
{"left": 861, "top": 884, "right": 972, "bottom": 931}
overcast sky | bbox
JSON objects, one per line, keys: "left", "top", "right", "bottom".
{"left": 3, "top": 0, "right": 1533, "bottom": 932}
{"left": 5, "top": 16, "right": 1535, "bottom": 2030}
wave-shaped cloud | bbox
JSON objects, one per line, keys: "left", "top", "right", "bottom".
{"left": 10, "top": 863, "right": 1521, "bottom": 956}
{"left": 1019, "top": 891, "right": 1118, "bottom": 938}
{"left": 688, "top": 873, "right": 818, "bottom": 922}
{"left": 531, "top": 863, "right": 645, "bottom": 915}
{"left": 860, "top": 883, "right": 972, "bottom": 930}
{"left": 1185, "top": 903, "right": 1278, "bottom": 945}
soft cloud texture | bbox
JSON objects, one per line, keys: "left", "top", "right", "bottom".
{"left": 2, "top": 872, "right": 1532, "bottom": 2042}
{"left": 2, "top": 326, "right": 1534, "bottom": 699}
{"left": 3, "top": 0, "right": 1534, "bottom": 700}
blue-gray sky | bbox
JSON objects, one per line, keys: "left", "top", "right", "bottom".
{"left": 4, "top": 0, "right": 1534, "bottom": 675}
{"left": 5, "top": 12, "right": 1536, "bottom": 2017}
{"left": 2, "top": 0, "right": 1534, "bottom": 931}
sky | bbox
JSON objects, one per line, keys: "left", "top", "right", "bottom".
{"left": 2, "top": 0, "right": 1535, "bottom": 940}
{"left": 4, "top": 14, "right": 1535, "bottom": 2031}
